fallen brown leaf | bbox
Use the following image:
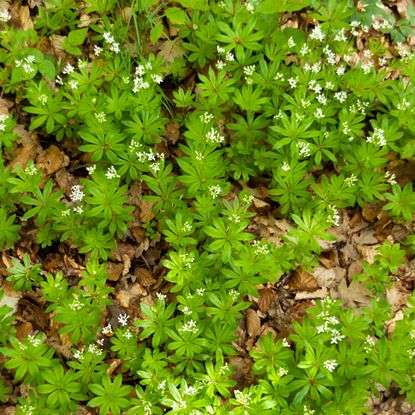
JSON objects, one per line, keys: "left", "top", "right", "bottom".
{"left": 246, "top": 309, "right": 261, "bottom": 338}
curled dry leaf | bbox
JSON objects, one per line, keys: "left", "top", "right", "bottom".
{"left": 288, "top": 268, "right": 318, "bottom": 291}
{"left": 134, "top": 267, "right": 157, "bottom": 287}
{"left": 106, "top": 262, "right": 124, "bottom": 282}
{"left": 36, "top": 145, "right": 70, "bottom": 176}
{"left": 116, "top": 283, "right": 147, "bottom": 308}
{"left": 246, "top": 309, "right": 261, "bottom": 338}
{"left": 257, "top": 287, "right": 276, "bottom": 313}
{"left": 140, "top": 199, "right": 155, "bottom": 223}
{"left": 313, "top": 266, "right": 346, "bottom": 289}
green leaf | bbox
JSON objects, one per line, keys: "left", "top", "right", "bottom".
{"left": 165, "top": 7, "right": 187, "bottom": 25}
{"left": 68, "top": 28, "right": 88, "bottom": 46}
{"left": 150, "top": 22, "right": 164, "bottom": 43}
{"left": 176, "top": 0, "right": 209, "bottom": 10}
{"left": 258, "top": 0, "right": 310, "bottom": 13}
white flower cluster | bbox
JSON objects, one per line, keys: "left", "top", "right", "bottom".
{"left": 206, "top": 127, "right": 225, "bottom": 144}
{"left": 103, "top": 31, "right": 120, "bottom": 53}
{"left": 69, "top": 299, "right": 83, "bottom": 311}
{"left": 15, "top": 55, "right": 36, "bottom": 74}
{"left": 70, "top": 185, "right": 84, "bottom": 202}
{"left": 118, "top": 313, "right": 130, "bottom": 326}
{"left": 196, "top": 288, "right": 205, "bottom": 296}
{"left": 245, "top": 0, "right": 259, "bottom": 13}
{"left": 297, "top": 141, "right": 311, "bottom": 158}
{"left": 253, "top": 240, "right": 270, "bottom": 255}
{"left": 180, "top": 252, "right": 194, "bottom": 269}
{"left": 243, "top": 64, "right": 256, "bottom": 84}
{"left": 300, "top": 43, "right": 310, "bottom": 56}
{"left": 316, "top": 310, "right": 345, "bottom": 345}
{"left": 39, "top": 94, "right": 48, "bottom": 105}
{"left": 366, "top": 127, "right": 386, "bottom": 147}
{"left": 95, "top": 112, "right": 106, "bottom": 123}
{"left": 105, "top": 165, "right": 120, "bottom": 179}
{"left": 0, "top": 114, "right": 8, "bottom": 131}
{"left": 334, "top": 28, "right": 347, "bottom": 42}
{"left": 310, "top": 25, "right": 325, "bottom": 42}
{"left": 303, "top": 405, "right": 315, "bottom": 415}
{"left": 63, "top": 62, "right": 75, "bottom": 74}
{"left": 86, "top": 164, "right": 96, "bottom": 175}
{"left": 410, "top": 329, "right": 415, "bottom": 340}
{"left": 334, "top": 91, "right": 347, "bottom": 103}
{"left": 323, "top": 359, "right": 338, "bottom": 372}
{"left": 180, "top": 319, "right": 198, "bottom": 334}
{"left": 323, "top": 46, "right": 337, "bottom": 65}
{"left": 384, "top": 171, "right": 397, "bottom": 185}
{"left": 209, "top": 184, "right": 222, "bottom": 199}
{"left": 408, "top": 348, "right": 415, "bottom": 359}
{"left": 234, "top": 390, "right": 252, "bottom": 406}
{"left": 0, "top": 8, "right": 11, "bottom": 21}
{"left": 27, "top": 334, "right": 42, "bottom": 347}
{"left": 156, "top": 292, "right": 167, "bottom": 302}
{"left": 200, "top": 112, "right": 214, "bottom": 124}
{"left": 229, "top": 289, "right": 239, "bottom": 302}
{"left": 277, "top": 367, "right": 288, "bottom": 377}
{"left": 20, "top": 405, "right": 35, "bottom": 415}
{"left": 397, "top": 99, "right": 410, "bottom": 111}
{"left": 132, "top": 62, "right": 163, "bottom": 93}
{"left": 363, "top": 335, "right": 376, "bottom": 352}
{"left": 345, "top": 174, "right": 358, "bottom": 187}
{"left": 102, "top": 324, "right": 113, "bottom": 335}
{"left": 327, "top": 205, "right": 340, "bottom": 226}
{"left": 288, "top": 77, "right": 298, "bottom": 88}
{"left": 349, "top": 99, "right": 369, "bottom": 115}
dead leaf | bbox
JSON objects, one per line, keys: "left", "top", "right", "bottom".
{"left": 165, "top": 120, "right": 181, "bottom": 145}
{"left": 106, "top": 262, "right": 124, "bottom": 282}
{"left": 134, "top": 267, "right": 157, "bottom": 287}
{"left": 288, "top": 268, "right": 318, "bottom": 291}
{"left": 313, "top": 266, "right": 346, "bottom": 289}
{"left": 7, "top": 143, "right": 39, "bottom": 170}
{"left": 13, "top": 5, "right": 34, "bottom": 30}
{"left": 140, "top": 200, "right": 155, "bottom": 223}
{"left": 257, "top": 288, "right": 276, "bottom": 313}
{"left": 334, "top": 279, "right": 371, "bottom": 307}
{"left": 36, "top": 145, "right": 70, "bottom": 175}
{"left": 116, "top": 283, "right": 147, "bottom": 308}
{"left": 158, "top": 39, "right": 185, "bottom": 63}
{"left": 246, "top": 309, "right": 261, "bottom": 338}
{"left": 295, "top": 288, "right": 328, "bottom": 300}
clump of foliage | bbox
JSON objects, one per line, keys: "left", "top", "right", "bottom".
{"left": 0, "top": 0, "right": 414, "bottom": 413}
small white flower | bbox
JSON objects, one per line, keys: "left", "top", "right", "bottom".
{"left": 327, "top": 205, "right": 340, "bottom": 226}
{"left": 310, "top": 25, "right": 325, "bottom": 42}
{"left": 118, "top": 313, "right": 130, "bottom": 326}
{"left": 135, "top": 65, "right": 145, "bottom": 76}
{"left": 334, "top": 91, "right": 347, "bottom": 103}
{"left": 123, "top": 329, "right": 133, "bottom": 339}
{"left": 336, "top": 65, "right": 346, "bottom": 76}
{"left": 196, "top": 288, "right": 205, "bottom": 296}
{"left": 63, "top": 63, "right": 75, "bottom": 74}
{"left": 206, "top": 127, "right": 224, "bottom": 144}
{"left": 95, "top": 112, "right": 106, "bottom": 123}
{"left": 181, "top": 319, "right": 198, "bottom": 334}
{"left": 157, "top": 292, "right": 167, "bottom": 302}
{"left": 73, "top": 205, "right": 84, "bottom": 214}
{"left": 243, "top": 65, "right": 256, "bottom": 77}
{"left": 94, "top": 45, "right": 103, "bottom": 56}
{"left": 102, "top": 324, "right": 113, "bottom": 335}
{"left": 217, "top": 45, "right": 225, "bottom": 54}
{"left": 69, "top": 299, "right": 83, "bottom": 310}
{"left": 278, "top": 367, "right": 288, "bottom": 377}
{"left": 315, "top": 108, "right": 324, "bottom": 119}
{"left": 234, "top": 390, "right": 252, "bottom": 406}
{"left": 86, "top": 164, "right": 96, "bottom": 175}
{"left": 70, "top": 185, "right": 84, "bottom": 202}
{"left": 323, "top": 359, "right": 337, "bottom": 372}
{"left": 288, "top": 77, "right": 298, "bottom": 88}
{"left": 384, "top": 171, "right": 397, "bottom": 185}
{"left": 69, "top": 80, "right": 78, "bottom": 89}
{"left": 23, "top": 63, "right": 34, "bottom": 74}
{"left": 300, "top": 44, "right": 310, "bottom": 55}
{"left": 199, "top": 112, "right": 214, "bottom": 124}
{"left": 288, "top": 37, "right": 296, "bottom": 48}
{"left": 151, "top": 74, "right": 163, "bottom": 84}
{"left": 208, "top": 184, "right": 222, "bottom": 199}
{"left": 225, "top": 52, "right": 234, "bottom": 62}
{"left": 0, "top": 8, "right": 11, "bottom": 22}
{"left": 282, "top": 338, "right": 290, "bottom": 348}
{"left": 345, "top": 174, "right": 358, "bottom": 186}
{"left": 105, "top": 166, "right": 120, "bottom": 179}
{"left": 216, "top": 60, "right": 225, "bottom": 70}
